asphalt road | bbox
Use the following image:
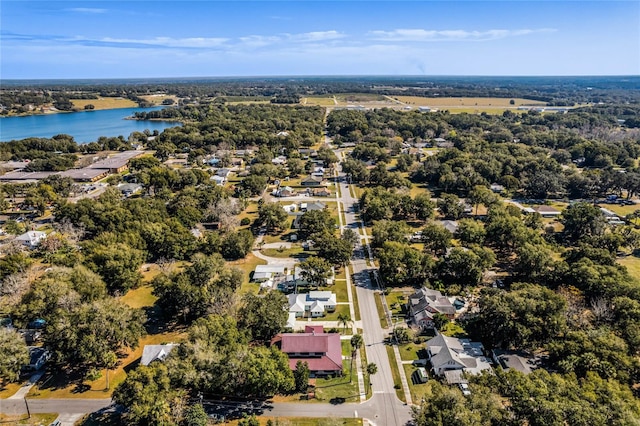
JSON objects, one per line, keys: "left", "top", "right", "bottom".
{"left": 0, "top": 148, "right": 414, "bottom": 426}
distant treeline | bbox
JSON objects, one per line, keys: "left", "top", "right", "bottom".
{"left": 2, "top": 76, "right": 639, "bottom": 112}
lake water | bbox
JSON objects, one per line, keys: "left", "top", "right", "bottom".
{"left": 0, "top": 107, "right": 181, "bottom": 143}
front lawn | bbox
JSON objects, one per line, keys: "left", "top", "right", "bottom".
{"left": 0, "top": 413, "right": 58, "bottom": 425}
{"left": 403, "top": 363, "right": 431, "bottom": 403}
{"left": 399, "top": 342, "right": 427, "bottom": 362}
{"left": 315, "top": 304, "right": 351, "bottom": 322}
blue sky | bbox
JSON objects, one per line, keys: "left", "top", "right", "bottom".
{"left": 1, "top": 1, "right": 638, "bottom": 79}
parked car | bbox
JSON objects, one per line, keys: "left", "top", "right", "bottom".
{"left": 459, "top": 382, "right": 471, "bottom": 396}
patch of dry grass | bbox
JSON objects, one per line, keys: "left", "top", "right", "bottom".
{"left": 70, "top": 97, "right": 137, "bottom": 110}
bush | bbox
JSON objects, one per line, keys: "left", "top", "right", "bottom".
{"left": 240, "top": 217, "right": 251, "bottom": 226}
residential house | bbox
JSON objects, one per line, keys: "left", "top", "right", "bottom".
{"left": 272, "top": 156, "right": 287, "bottom": 166}
{"left": 490, "top": 183, "right": 505, "bottom": 193}
{"left": 310, "top": 188, "right": 332, "bottom": 197}
{"left": 301, "top": 175, "right": 325, "bottom": 187}
{"left": 408, "top": 287, "right": 457, "bottom": 329}
{"left": 285, "top": 266, "right": 335, "bottom": 288}
{"left": 24, "top": 347, "right": 50, "bottom": 372}
{"left": 300, "top": 201, "right": 326, "bottom": 212}
{"left": 439, "top": 220, "right": 459, "bottom": 234}
{"left": 434, "top": 138, "right": 454, "bottom": 148}
{"left": 216, "top": 168, "right": 232, "bottom": 179}
{"left": 491, "top": 349, "right": 537, "bottom": 375}
{"left": 425, "top": 334, "right": 492, "bottom": 384}
{"left": 16, "top": 231, "right": 47, "bottom": 248}
{"left": 252, "top": 265, "right": 287, "bottom": 284}
{"left": 288, "top": 291, "right": 337, "bottom": 318}
{"left": 210, "top": 175, "right": 226, "bottom": 186}
{"left": 282, "top": 203, "right": 297, "bottom": 213}
{"left": 271, "top": 326, "right": 342, "bottom": 377}
{"left": 141, "top": 344, "right": 177, "bottom": 366}
{"left": 277, "top": 186, "right": 296, "bottom": 197}
{"left": 534, "top": 205, "right": 562, "bottom": 218}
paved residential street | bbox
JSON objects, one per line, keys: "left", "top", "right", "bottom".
{"left": 0, "top": 145, "right": 414, "bottom": 426}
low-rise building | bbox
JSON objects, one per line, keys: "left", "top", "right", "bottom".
{"left": 491, "top": 349, "right": 538, "bottom": 375}
{"left": 16, "top": 231, "right": 47, "bottom": 248}
{"left": 271, "top": 325, "right": 342, "bottom": 377}
{"left": 288, "top": 291, "right": 337, "bottom": 318}
{"left": 141, "top": 344, "right": 177, "bottom": 366}
{"left": 408, "top": 287, "right": 457, "bottom": 329}
{"left": 426, "top": 334, "right": 492, "bottom": 384}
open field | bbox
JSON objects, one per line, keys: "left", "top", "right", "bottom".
{"left": 399, "top": 342, "right": 426, "bottom": 362}
{"left": 302, "top": 96, "right": 337, "bottom": 106}
{"left": 138, "top": 94, "right": 178, "bottom": 105}
{"left": 70, "top": 97, "right": 137, "bottom": 110}
{"left": 391, "top": 96, "right": 546, "bottom": 108}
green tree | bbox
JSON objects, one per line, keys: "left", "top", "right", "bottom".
{"left": 113, "top": 363, "right": 181, "bottom": 426}
{"left": 337, "top": 311, "right": 352, "bottom": 333}
{"left": 315, "top": 232, "right": 353, "bottom": 266}
{"left": 349, "top": 334, "right": 363, "bottom": 383}
{"left": 238, "top": 292, "right": 288, "bottom": 342}
{"left": 294, "top": 360, "right": 310, "bottom": 393}
{"left": 238, "top": 414, "right": 260, "bottom": 426}
{"left": 468, "top": 283, "right": 567, "bottom": 350}
{"left": 372, "top": 220, "right": 410, "bottom": 247}
{"left": 83, "top": 241, "right": 144, "bottom": 293}
{"left": 561, "top": 202, "right": 607, "bottom": 242}
{"left": 421, "top": 222, "right": 452, "bottom": 256}
{"left": 221, "top": 229, "right": 255, "bottom": 260}
{"left": 46, "top": 298, "right": 145, "bottom": 372}
{"left": 455, "top": 219, "right": 486, "bottom": 246}
{"left": 259, "top": 202, "right": 289, "bottom": 234}
{"left": 378, "top": 241, "right": 432, "bottom": 287}
{"left": 182, "top": 403, "right": 207, "bottom": 426}
{"left": 437, "top": 193, "right": 465, "bottom": 220}
{"left": 298, "top": 256, "right": 332, "bottom": 289}
{"left": 297, "top": 209, "right": 335, "bottom": 240}
{"left": 365, "top": 363, "right": 377, "bottom": 394}
{"left": 0, "top": 328, "right": 30, "bottom": 384}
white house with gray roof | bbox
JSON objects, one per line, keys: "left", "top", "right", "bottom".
{"left": 426, "top": 334, "right": 492, "bottom": 383}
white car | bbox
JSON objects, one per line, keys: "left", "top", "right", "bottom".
{"left": 459, "top": 383, "right": 471, "bottom": 396}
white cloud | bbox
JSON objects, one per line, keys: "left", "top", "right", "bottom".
{"left": 90, "top": 36, "right": 229, "bottom": 48}
{"left": 65, "top": 8, "right": 108, "bottom": 14}
{"left": 368, "top": 28, "right": 556, "bottom": 42}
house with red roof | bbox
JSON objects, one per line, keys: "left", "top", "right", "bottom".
{"left": 271, "top": 325, "right": 343, "bottom": 377}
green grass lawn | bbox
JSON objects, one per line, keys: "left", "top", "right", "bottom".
{"left": 399, "top": 342, "right": 427, "bottom": 362}
{"left": 375, "top": 292, "right": 390, "bottom": 328}
{"left": 602, "top": 203, "right": 640, "bottom": 217}
{"left": 260, "top": 247, "right": 306, "bottom": 258}
{"left": 323, "top": 279, "right": 348, "bottom": 303}
{"left": 385, "top": 290, "right": 411, "bottom": 317}
{"left": 226, "top": 253, "right": 266, "bottom": 294}
{"left": 352, "top": 285, "right": 361, "bottom": 322}
{"left": 0, "top": 413, "right": 58, "bottom": 425}
{"left": 0, "top": 381, "right": 23, "bottom": 399}
{"left": 385, "top": 345, "right": 406, "bottom": 402}
{"left": 120, "top": 285, "right": 157, "bottom": 309}
{"left": 441, "top": 321, "right": 467, "bottom": 338}
{"left": 316, "top": 304, "right": 350, "bottom": 321}
{"left": 313, "top": 341, "right": 359, "bottom": 403}
{"left": 618, "top": 255, "right": 640, "bottom": 277}
{"left": 403, "top": 364, "right": 431, "bottom": 403}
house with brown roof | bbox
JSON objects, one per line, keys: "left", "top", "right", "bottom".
{"left": 409, "top": 287, "right": 457, "bottom": 329}
{"left": 271, "top": 325, "right": 342, "bottom": 377}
